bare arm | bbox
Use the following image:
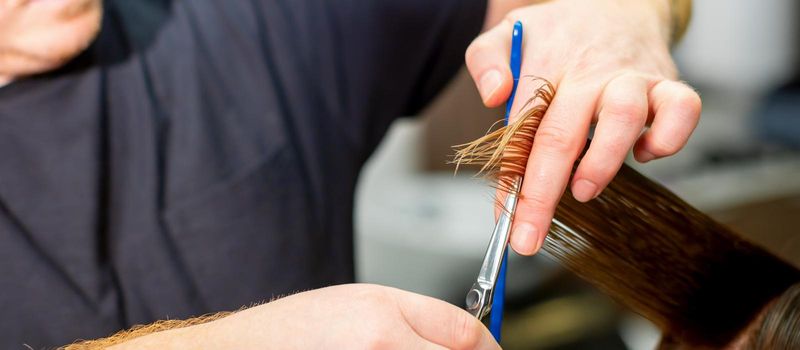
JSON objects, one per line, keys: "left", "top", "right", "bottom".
{"left": 62, "top": 284, "right": 499, "bottom": 350}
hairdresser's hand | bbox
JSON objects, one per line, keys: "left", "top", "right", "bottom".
{"left": 110, "top": 284, "right": 499, "bottom": 350}
{"left": 467, "top": 0, "right": 701, "bottom": 255}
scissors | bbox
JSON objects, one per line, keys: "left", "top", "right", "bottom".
{"left": 465, "top": 21, "right": 524, "bottom": 333}
{"left": 465, "top": 177, "right": 521, "bottom": 319}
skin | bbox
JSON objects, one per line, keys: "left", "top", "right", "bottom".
{"left": 468, "top": 0, "right": 702, "bottom": 255}
{"left": 109, "top": 284, "right": 499, "bottom": 349}
{"left": 3, "top": 0, "right": 701, "bottom": 346}
{"left": 0, "top": 0, "right": 102, "bottom": 85}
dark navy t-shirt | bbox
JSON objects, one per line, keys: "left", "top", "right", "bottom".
{"left": 0, "top": 0, "right": 485, "bottom": 347}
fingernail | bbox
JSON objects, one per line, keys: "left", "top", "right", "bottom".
{"left": 511, "top": 223, "right": 538, "bottom": 256}
{"left": 572, "top": 179, "right": 599, "bottom": 202}
{"left": 478, "top": 70, "right": 502, "bottom": 103}
{"left": 532, "top": 234, "right": 544, "bottom": 254}
{"left": 637, "top": 150, "right": 656, "bottom": 163}
{"left": 533, "top": 223, "right": 551, "bottom": 254}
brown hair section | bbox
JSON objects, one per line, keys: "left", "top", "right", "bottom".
{"left": 552, "top": 163, "right": 800, "bottom": 347}
{"left": 453, "top": 79, "right": 800, "bottom": 347}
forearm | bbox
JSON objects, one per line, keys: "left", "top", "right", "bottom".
{"left": 106, "top": 324, "right": 203, "bottom": 350}
{"left": 61, "top": 312, "right": 232, "bottom": 350}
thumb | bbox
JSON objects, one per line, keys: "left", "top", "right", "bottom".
{"left": 392, "top": 288, "right": 500, "bottom": 350}
{"left": 466, "top": 19, "right": 515, "bottom": 107}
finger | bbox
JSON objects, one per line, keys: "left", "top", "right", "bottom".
{"left": 398, "top": 328, "right": 449, "bottom": 350}
{"left": 392, "top": 288, "right": 500, "bottom": 350}
{"left": 465, "top": 19, "right": 515, "bottom": 107}
{"left": 634, "top": 80, "right": 701, "bottom": 162}
{"left": 493, "top": 78, "right": 554, "bottom": 221}
{"left": 510, "top": 82, "right": 597, "bottom": 255}
{"left": 418, "top": 341, "right": 448, "bottom": 350}
{"left": 571, "top": 73, "right": 648, "bottom": 202}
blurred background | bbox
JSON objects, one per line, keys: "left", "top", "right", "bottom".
{"left": 354, "top": 1, "right": 800, "bottom": 349}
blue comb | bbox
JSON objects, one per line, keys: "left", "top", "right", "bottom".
{"left": 464, "top": 21, "right": 524, "bottom": 343}
{"left": 490, "top": 20, "right": 524, "bottom": 342}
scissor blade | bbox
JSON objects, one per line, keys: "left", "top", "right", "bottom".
{"left": 476, "top": 177, "right": 521, "bottom": 286}
{"left": 466, "top": 176, "right": 521, "bottom": 319}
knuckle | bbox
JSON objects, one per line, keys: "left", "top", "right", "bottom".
{"left": 535, "top": 124, "right": 578, "bottom": 154}
{"left": 464, "top": 40, "right": 482, "bottom": 60}
{"left": 504, "top": 9, "right": 525, "bottom": 23}
{"left": 520, "top": 190, "right": 551, "bottom": 211}
{"left": 603, "top": 100, "right": 644, "bottom": 126}
{"left": 649, "top": 137, "right": 681, "bottom": 157}
{"left": 465, "top": 39, "right": 492, "bottom": 67}
{"left": 616, "top": 70, "right": 641, "bottom": 80}
{"left": 662, "top": 62, "right": 679, "bottom": 80}
{"left": 581, "top": 156, "right": 618, "bottom": 181}
{"left": 673, "top": 88, "right": 702, "bottom": 119}
{"left": 598, "top": 134, "right": 631, "bottom": 157}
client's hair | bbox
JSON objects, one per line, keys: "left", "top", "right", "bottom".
{"left": 745, "top": 282, "right": 800, "bottom": 349}
{"left": 453, "top": 78, "right": 800, "bottom": 348}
